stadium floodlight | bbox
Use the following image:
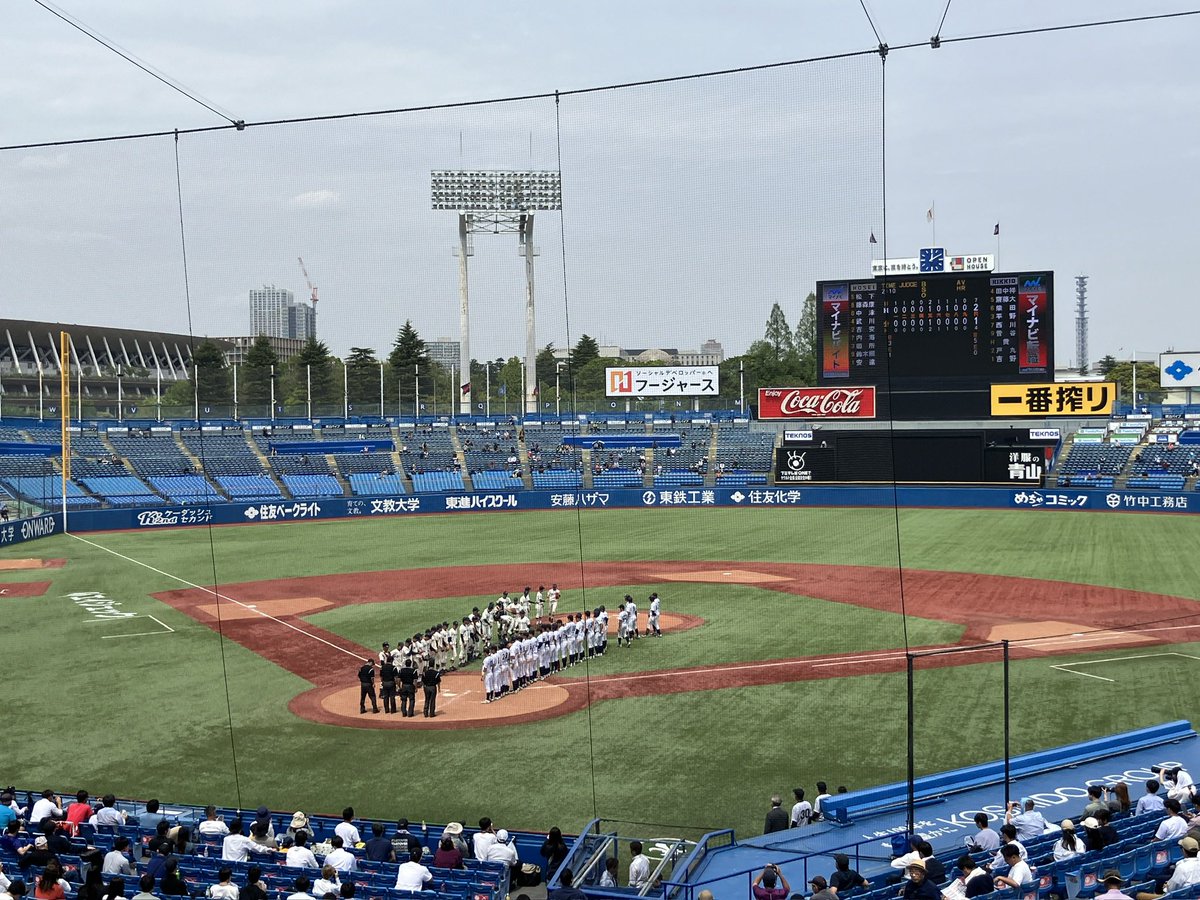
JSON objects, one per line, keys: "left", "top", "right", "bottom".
{"left": 432, "top": 169, "right": 562, "bottom": 414}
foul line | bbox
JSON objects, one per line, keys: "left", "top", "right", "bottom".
{"left": 66, "top": 533, "right": 368, "bottom": 662}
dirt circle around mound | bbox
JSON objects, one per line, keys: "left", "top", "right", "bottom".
{"left": 290, "top": 611, "right": 704, "bottom": 730}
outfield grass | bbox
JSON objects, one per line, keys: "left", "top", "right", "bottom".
{"left": 2, "top": 506, "right": 1199, "bottom": 840}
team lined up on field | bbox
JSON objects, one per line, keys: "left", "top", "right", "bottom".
{"left": 374, "top": 585, "right": 664, "bottom": 704}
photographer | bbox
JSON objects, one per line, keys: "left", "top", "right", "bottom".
{"left": 752, "top": 864, "right": 790, "bottom": 900}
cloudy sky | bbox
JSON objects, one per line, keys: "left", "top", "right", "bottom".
{"left": 1, "top": 0, "right": 1196, "bottom": 366}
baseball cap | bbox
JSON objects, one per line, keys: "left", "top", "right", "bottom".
{"left": 1081, "top": 817, "right": 1100, "bottom": 829}
{"left": 1060, "top": 819, "right": 1075, "bottom": 830}
{"left": 1181, "top": 837, "right": 1200, "bottom": 852}
{"left": 34, "top": 836, "right": 48, "bottom": 848}
{"left": 907, "top": 858, "right": 925, "bottom": 871}
{"left": 809, "top": 876, "right": 827, "bottom": 889}
{"left": 496, "top": 829, "right": 510, "bottom": 843}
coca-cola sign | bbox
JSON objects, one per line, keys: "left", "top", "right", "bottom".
{"left": 757, "top": 387, "right": 877, "bottom": 420}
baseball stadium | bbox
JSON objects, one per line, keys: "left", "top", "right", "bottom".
{"left": 3, "top": 8, "right": 1200, "bottom": 900}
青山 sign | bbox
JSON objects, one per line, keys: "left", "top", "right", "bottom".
{"left": 990, "top": 383, "right": 1115, "bottom": 417}
{"left": 605, "top": 366, "right": 719, "bottom": 397}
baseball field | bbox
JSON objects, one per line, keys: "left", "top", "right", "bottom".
{"left": 3, "top": 504, "right": 1200, "bottom": 840}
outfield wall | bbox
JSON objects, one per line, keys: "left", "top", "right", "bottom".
{"left": 0, "top": 485, "right": 1189, "bottom": 546}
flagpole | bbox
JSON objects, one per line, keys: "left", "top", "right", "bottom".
{"left": 928, "top": 201, "right": 936, "bottom": 245}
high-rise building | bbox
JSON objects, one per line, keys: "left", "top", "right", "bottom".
{"left": 249, "top": 285, "right": 316, "bottom": 340}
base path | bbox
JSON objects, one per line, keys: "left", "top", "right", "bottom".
{"left": 152, "top": 561, "right": 1200, "bottom": 730}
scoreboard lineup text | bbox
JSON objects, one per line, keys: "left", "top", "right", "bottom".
{"left": 817, "top": 271, "right": 1054, "bottom": 385}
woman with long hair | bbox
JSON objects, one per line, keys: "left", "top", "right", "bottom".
{"left": 34, "top": 862, "right": 66, "bottom": 900}
{"left": 1053, "top": 820, "right": 1086, "bottom": 861}
{"left": 102, "top": 878, "right": 126, "bottom": 900}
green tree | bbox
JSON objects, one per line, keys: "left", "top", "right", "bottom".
{"left": 387, "top": 321, "right": 428, "bottom": 411}
{"left": 345, "top": 347, "right": 381, "bottom": 410}
{"left": 1108, "top": 361, "right": 1164, "bottom": 406}
{"left": 240, "top": 335, "right": 279, "bottom": 407}
{"left": 536, "top": 343, "right": 559, "bottom": 386}
{"left": 793, "top": 292, "right": 817, "bottom": 384}
{"left": 285, "top": 337, "right": 338, "bottom": 409}
{"left": 193, "top": 340, "right": 231, "bottom": 406}
{"left": 570, "top": 334, "right": 600, "bottom": 373}
{"left": 764, "top": 302, "right": 795, "bottom": 361}
{"left": 388, "top": 320, "right": 428, "bottom": 369}
{"left": 1096, "top": 355, "right": 1119, "bottom": 379}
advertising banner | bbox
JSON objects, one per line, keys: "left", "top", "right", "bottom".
{"left": 758, "top": 387, "right": 876, "bottom": 420}
{"left": 605, "top": 366, "right": 719, "bottom": 397}
{"left": 819, "top": 282, "right": 851, "bottom": 379}
{"left": 1160, "top": 352, "right": 1200, "bottom": 388}
{"left": 990, "top": 382, "right": 1115, "bottom": 416}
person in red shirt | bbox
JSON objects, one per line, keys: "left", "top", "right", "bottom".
{"left": 64, "top": 791, "right": 95, "bottom": 837}
{"left": 752, "top": 864, "right": 791, "bottom": 900}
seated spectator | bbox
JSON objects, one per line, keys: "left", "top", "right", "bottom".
{"left": 1155, "top": 799, "right": 1189, "bottom": 842}
{"left": 548, "top": 868, "right": 586, "bottom": 900}
{"left": 284, "top": 813, "right": 310, "bottom": 847}
{"left": 992, "top": 845, "right": 1032, "bottom": 891}
{"left": 0, "top": 822, "right": 27, "bottom": 856}
{"left": 33, "top": 861, "right": 68, "bottom": 900}
{"left": 829, "top": 853, "right": 867, "bottom": 893}
{"left": 17, "top": 837, "right": 54, "bottom": 873}
{"left": 363, "top": 823, "right": 394, "bottom": 863}
{"left": 323, "top": 836, "right": 356, "bottom": 874}
{"left": 145, "top": 842, "right": 173, "bottom": 883}
{"left": 1108, "top": 782, "right": 1132, "bottom": 814}
{"left": 1, "top": 880, "right": 27, "bottom": 900}
{"left": 1083, "top": 811, "right": 1119, "bottom": 852}
{"left": 91, "top": 795, "right": 126, "bottom": 828}
{"left": 222, "top": 819, "right": 278, "bottom": 863}
{"left": 170, "top": 825, "right": 194, "bottom": 857}
{"left": 440, "top": 823, "right": 468, "bottom": 860}
{"left": 539, "top": 828, "right": 568, "bottom": 877}
{"left": 39, "top": 820, "right": 71, "bottom": 856}
{"left": 988, "top": 825, "right": 1026, "bottom": 868}
{"left": 752, "top": 864, "right": 790, "bottom": 900}
{"left": 1137, "top": 780, "right": 1166, "bottom": 816}
{"left": 0, "top": 793, "right": 20, "bottom": 830}
{"left": 311, "top": 866, "right": 340, "bottom": 900}
{"left": 472, "top": 818, "right": 496, "bottom": 859}
{"left": 285, "top": 831, "right": 319, "bottom": 869}
{"left": 394, "top": 850, "right": 432, "bottom": 893}
{"left": 29, "top": 792, "right": 63, "bottom": 826}
{"left": 809, "top": 876, "right": 836, "bottom": 900}
{"left": 1144, "top": 836, "right": 1200, "bottom": 898}
{"left": 77, "top": 869, "right": 105, "bottom": 900}
{"left": 334, "top": 809, "right": 359, "bottom": 847}
{"left": 1096, "top": 870, "right": 1133, "bottom": 900}
{"left": 433, "top": 837, "right": 463, "bottom": 870}
{"left": 391, "top": 820, "right": 423, "bottom": 861}
{"left": 138, "top": 800, "right": 166, "bottom": 833}
{"left": 64, "top": 792, "right": 94, "bottom": 835}
{"left": 241, "top": 868, "right": 267, "bottom": 900}
{"left": 1007, "top": 798, "right": 1048, "bottom": 842}
{"left": 158, "top": 860, "right": 189, "bottom": 898}
{"left": 286, "top": 876, "right": 315, "bottom": 900}
{"left": 102, "top": 877, "right": 126, "bottom": 900}
{"left": 248, "top": 821, "right": 273, "bottom": 849}
{"left": 146, "top": 821, "right": 172, "bottom": 857}
{"left": 131, "top": 875, "right": 157, "bottom": 900}
{"left": 944, "top": 855, "right": 991, "bottom": 900}
{"left": 250, "top": 808, "right": 274, "bottom": 844}
{"left": 197, "top": 807, "right": 229, "bottom": 838}
{"left": 206, "top": 868, "right": 238, "bottom": 900}
{"left": 902, "top": 860, "right": 939, "bottom": 900}
{"left": 1053, "top": 820, "right": 1087, "bottom": 862}
{"left": 102, "top": 838, "right": 135, "bottom": 877}
{"left": 1081, "top": 785, "right": 1108, "bottom": 820}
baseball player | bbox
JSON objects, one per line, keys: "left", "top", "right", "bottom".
{"left": 548, "top": 583, "right": 561, "bottom": 616}
{"left": 597, "top": 605, "right": 609, "bottom": 654}
{"left": 648, "top": 593, "right": 662, "bottom": 637}
{"left": 481, "top": 646, "right": 497, "bottom": 702}
{"left": 627, "top": 595, "right": 639, "bottom": 639}
{"left": 535, "top": 585, "right": 545, "bottom": 621}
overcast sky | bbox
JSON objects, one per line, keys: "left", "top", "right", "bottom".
{"left": 1, "top": 0, "right": 1196, "bottom": 366}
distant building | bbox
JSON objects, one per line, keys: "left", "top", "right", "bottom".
{"left": 220, "top": 335, "right": 307, "bottom": 367}
{"left": 249, "top": 285, "right": 316, "bottom": 340}
{"left": 591, "top": 340, "right": 724, "bottom": 366}
{"left": 426, "top": 339, "right": 460, "bottom": 372}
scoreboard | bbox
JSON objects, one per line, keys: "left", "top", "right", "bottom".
{"left": 816, "top": 271, "right": 1053, "bottom": 385}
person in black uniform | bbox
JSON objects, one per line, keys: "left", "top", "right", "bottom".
{"left": 380, "top": 657, "right": 398, "bottom": 714}
{"left": 422, "top": 663, "right": 442, "bottom": 718}
{"left": 397, "top": 657, "right": 419, "bottom": 717}
{"left": 357, "top": 659, "right": 379, "bottom": 714}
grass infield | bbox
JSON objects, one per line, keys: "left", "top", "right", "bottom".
{"left": 2, "top": 506, "right": 1199, "bottom": 839}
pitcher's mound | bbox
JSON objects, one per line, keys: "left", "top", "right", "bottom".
{"left": 654, "top": 569, "right": 792, "bottom": 584}
{"left": 195, "top": 596, "right": 332, "bottom": 621}
{"left": 986, "top": 620, "right": 1156, "bottom": 650}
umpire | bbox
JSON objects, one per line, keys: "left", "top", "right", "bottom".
{"left": 422, "top": 662, "right": 442, "bottom": 718}
{"left": 357, "top": 659, "right": 379, "bottom": 714}
{"left": 398, "top": 657, "right": 419, "bottom": 717}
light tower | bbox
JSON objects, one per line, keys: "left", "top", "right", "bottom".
{"left": 1074, "top": 275, "right": 1089, "bottom": 375}
{"left": 432, "top": 170, "right": 562, "bottom": 415}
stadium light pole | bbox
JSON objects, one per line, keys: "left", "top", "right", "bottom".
{"left": 269, "top": 364, "right": 276, "bottom": 423}
{"left": 414, "top": 365, "right": 420, "bottom": 421}
{"left": 432, "top": 170, "right": 562, "bottom": 416}
{"left": 556, "top": 362, "right": 565, "bottom": 418}
{"left": 116, "top": 365, "right": 123, "bottom": 423}
{"left": 485, "top": 362, "right": 491, "bottom": 418}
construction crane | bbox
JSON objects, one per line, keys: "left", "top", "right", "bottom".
{"left": 297, "top": 256, "right": 319, "bottom": 306}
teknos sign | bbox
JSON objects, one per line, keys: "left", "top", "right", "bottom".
{"left": 757, "top": 387, "right": 877, "bottom": 420}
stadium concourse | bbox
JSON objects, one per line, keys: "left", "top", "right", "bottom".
{"left": 7, "top": 724, "right": 1200, "bottom": 900}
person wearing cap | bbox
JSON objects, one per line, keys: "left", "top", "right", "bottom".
{"left": 285, "top": 812, "right": 311, "bottom": 846}
{"left": 1152, "top": 836, "right": 1200, "bottom": 897}
{"left": 809, "top": 875, "right": 836, "bottom": 900}
{"left": 1156, "top": 799, "right": 1189, "bottom": 842}
{"left": 1007, "top": 798, "right": 1048, "bottom": 843}
{"left": 357, "top": 659, "right": 379, "bottom": 715}
{"left": 993, "top": 845, "right": 1032, "bottom": 892}
{"left": 830, "top": 853, "right": 868, "bottom": 894}
{"left": 901, "top": 859, "right": 939, "bottom": 900}
{"left": 1082, "top": 810, "right": 1118, "bottom": 853}
{"left": 16, "top": 836, "right": 55, "bottom": 873}
{"left": 1052, "top": 820, "right": 1086, "bottom": 862}
{"left": 1095, "top": 870, "right": 1133, "bottom": 900}
{"left": 484, "top": 829, "right": 519, "bottom": 892}
{"left": 380, "top": 655, "right": 398, "bottom": 715}
{"left": 751, "top": 864, "right": 790, "bottom": 900}
{"left": 441, "top": 823, "right": 468, "bottom": 860}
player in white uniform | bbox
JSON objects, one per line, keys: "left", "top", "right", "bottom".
{"left": 535, "top": 586, "right": 545, "bottom": 621}
{"left": 616, "top": 598, "right": 631, "bottom": 647}
{"left": 648, "top": 593, "right": 662, "bottom": 637}
{"left": 548, "top": 583, "right": 560, "bottom": 616}
{"left": 627, "top": 596, "right": 639, "bottom": 639}
{"left": 597, "top": 606, "right": 610, "bottom": 654}
{"left": 482, "top": 648, "right": 497, "bottom": 702}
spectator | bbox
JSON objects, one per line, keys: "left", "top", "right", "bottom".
{"left": 472, "top": 818, "right": 497, "bottom": 859}
{"left": 145, "top": 843, "right": 172, "bottom": 884}
{"left": 0, "top": 822, "right": 27, "bottom": 856}
{"left": 158, "top": 860, "right": 189, "bottom": 897}
{"left": 139, "top": 800, "right": 166, "bottom": 833}
{"left": 77, "top": 870, "right": 104, "bottom": 900}
{"left": 540, "top": 828, "right": 569, "bottom": 877}
{"left": 33, "top": 861, "right": 67, "bottom": 900}
{"left": 441, "top": 824, "right": 469, "bottom": 862}
{"left": 285, "top": 813, "right": 311, "bottom": 847}
{"left": 38, "top": 821, "right": 71, "bottom": 856}
{"left": 17, "top": 837, "right": 54, "bottom": 873}
{"left": 1108, "top": 782, "right": 1132, "bottom": 814}
{"left": 916, "top": 841, "right": 945, "bottom": 885}
{"left": 146, "top": 821, "right": 172, "bottom": 857}
{"left": 0, "top": 794, "right": 19, "bottom": 831}
{"left": 241, "top": 868, "right": 267, "bottom": 900}
{"left": 64, "top": 792, "right": 94, "bottom": 835}
{"left": 829, "top": 853, "right": 867, "bottom": 893}
{"left": 170, "top": 826, "right": 194, "bottom": 857}
{"left": 598, "top": 858, "right": 619, "bottom": 888}
{"left": 1151, "top": 837, "right": 1200, "bottom": 897}
{"left": 891, "top": 835, "right": 925, "bottom": 873}
{"left": 393, "top": 851, "right": 432, "bottom": 893}
{"left": 1008, "top": 798, "right": 1048, "bottom": 843}
{"left": 102, "top": 838, "right": 135, "bottom": 877}
{"left": 285, "top": 831, "right": 318, "bottom": 869}
{"left": 198, "top": 807, "right": 229, "bottom": 838}
{"left": 433, "top": 837, "right": 463, "bottom": 870}
{"left": 91, "top": 795, "right": 126, "bottom": 828}
{"left": 813, "top": 782, "right": 832, "bottom": 821}
{"left": 286, "top": 876, "right": 315, "bottom": 900}
{"left": 251, "top": 808, "right": 275, "bottom": 844}
{"left": 1082, "top": 813, "right": 1119, "bottom": 853}
{"left": 363, "top": 823, "right": 394, "bottom": 864}
{"left": 206, "top": 868, "right": 239, "bottom": 900}
{"left": 902, "top": 860, "right": 939, "bottom": 900}
{"left": 131, "top": 875, "right": 157, "bottom": 900}
{"left": 29, "top": 792, "right": 63, "bottom": 826}
{"left": 222, "top": 819, "right": 278, "bottom": 863}
{"left": 324, "top": 836, "right": 356, "bottom": 874}
{"left": 1155, "top": 800, "right": 1189, "bottom": 842}
{"left": 547, "top": 868, "right": 586, "bottom": 900}
{"left": 248, "top": 821, "right": 272, "bottom": 849}
{"left": 334, "top": 809, "right": 360, "bottom": 847}
{"left": 1095, "top": 870, "right": 1133, "bottom": 900}
{"left": 764, "top": 795, "right": 788, "bottom": 834}
{"left": 391, "top": 820, "right": 423, "bottom": 862}
{"left": 945, "top": 855, "right": 992, "bottom": 900}
{"left": 101, "top": 877, "right": 126, "bottom": 900}
{"left": 809, "top": 876, "right": 837, "bottom": 900}
{"left": 751, "top": 864, "right": 790, "bottom": 900}
{"left": 1137, "top": 780, "right": 1166, "bottom": 816}
{"left": 1053, "top": 820, "right": 1087, "bottom": 862}
{"left": 1, "top": 881, "right": 27, "bottom": 900}
{"left": 988, "top": 825, "right": 1026, "bottom": 868}
{"left": 965, "top": 814, "right": 1001, "bottom": 854}
{"left": 311, "top": 866, "right": 340, "bottom": 899}
{"left": 1082, "top": 786, "right": 1108, "bottom": 820}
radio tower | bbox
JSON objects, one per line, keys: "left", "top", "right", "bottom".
{"left": 1074, "top": 275, "right": 1089, "bottom": 375}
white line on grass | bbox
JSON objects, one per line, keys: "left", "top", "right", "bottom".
{"left": 100, "top": 614, "right": 176, "bottom": 639}
{"left": 1049, "top": 651, "right": 1200, "bottom": 683}
{"left": 66, "top": 533, "right": 368, "bottom": 662}
{"left": 1049, "top": 665, "right": 1115, "bottom": 683}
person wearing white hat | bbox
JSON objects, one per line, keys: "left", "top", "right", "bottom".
{"left": 483, "top": 830, "right": 519, "bottom": 894}
{"left": 1052, "top": 820, "right": 1086, "bottom": 862}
